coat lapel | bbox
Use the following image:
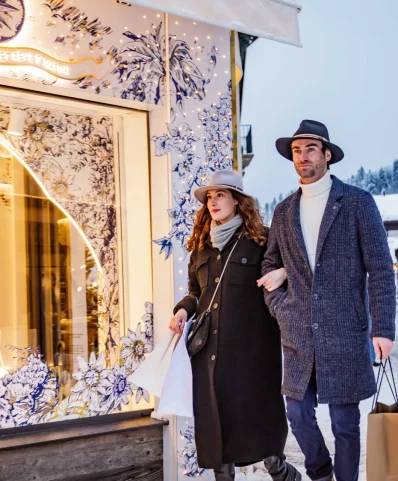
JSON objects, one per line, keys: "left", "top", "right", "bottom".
{"left": 287, "top": 189, "right": 311, "bottom": 270}
{"left": 315, "top": 176, "right": 344, "bottom": 263}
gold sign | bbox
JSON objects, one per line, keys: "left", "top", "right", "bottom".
{"left": 0, "top": 47, "right": 111, "bottom": 81}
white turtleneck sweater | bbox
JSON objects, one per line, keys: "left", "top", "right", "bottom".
{"left": 299, "top": 171, "right": 333, "bottom": 272}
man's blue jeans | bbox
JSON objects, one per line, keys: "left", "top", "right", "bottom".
{"left": 286, "top": 372, "right": 360, "bottom": 481}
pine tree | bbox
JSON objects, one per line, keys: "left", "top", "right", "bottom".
{"left": 357, "top": 166, "right": 365, "bottom": 189}
{"left": 264, "top": 203, "right": 270, "bottom": 224}
{"left": 366, "top": 172, "right": 378, "bottom": 194}
{"left": 270, "top": 197, "right": 277, "bottom": 217}
{"left": 378, "top": 168, "right": 388, "bottom": 195}
{"left": 392, "top": 159, "right": 398, "bottom": 193}
{"left": 278, "top": 193, "right": 283, "bottom": 203}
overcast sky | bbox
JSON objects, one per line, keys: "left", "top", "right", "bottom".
{"left": 241, "top": 0, "right": 398, "bottom": 205}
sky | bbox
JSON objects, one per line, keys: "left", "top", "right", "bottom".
{"left": 241, "top": 0, "right": 398, "bottom": 206}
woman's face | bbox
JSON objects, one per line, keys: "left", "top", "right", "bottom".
{"left": 206, "top": 189, "right": 238, "bottom": 224}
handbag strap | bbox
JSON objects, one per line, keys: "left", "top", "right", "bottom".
{"left": 205, "top": 233, "right": 242, "bottom": 312}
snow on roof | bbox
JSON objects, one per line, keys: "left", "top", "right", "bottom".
{"left": 373, "top": 194, "right": 398, "bottom": 222}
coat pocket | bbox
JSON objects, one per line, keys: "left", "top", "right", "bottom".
{"left": 227, "top": 252, "right": 261, "bottom": 286}
{"left": 195, "top": 255, "right": 210, "bottom": 288}
{"left": 275, "top": 290, "right": 289, "bottom": 318}
{"left": 352, "top": 291, "right": 369, "bottom": 331}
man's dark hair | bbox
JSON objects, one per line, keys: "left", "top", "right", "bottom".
{"left": 322, "top": 143, "right": 331, "bottom": 170}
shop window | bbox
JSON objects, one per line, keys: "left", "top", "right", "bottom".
{"left": 0, "top": 145, "right": 98, "bottom": 395}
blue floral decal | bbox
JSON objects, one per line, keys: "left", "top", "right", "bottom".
{"left": 153, "top": 236, "right": 174, "bottom": 260}
{"left": 179, "top": 426, "right": 207, "bottom": 478}
{"left": 0, "top": 302, "right": 154, "bottom": 428}
{"left": 152, "top": 85, "right": 233, "bottom": 257}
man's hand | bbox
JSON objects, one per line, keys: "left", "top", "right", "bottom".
{"left": 373, "top": 337, "right": 394, "bottom": 360}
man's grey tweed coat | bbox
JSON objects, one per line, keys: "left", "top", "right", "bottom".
{"left": 261, "top": 176, "right": 396, "bottom": 404}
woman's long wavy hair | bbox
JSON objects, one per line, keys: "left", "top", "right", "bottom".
{"left": 187, "top": 190, "right": 267, "bottom": 252}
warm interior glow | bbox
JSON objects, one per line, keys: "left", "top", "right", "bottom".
{"left": 0, "top": 135, "right": 103, "bottom": 273}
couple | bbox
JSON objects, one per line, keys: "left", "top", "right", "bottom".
{"left": 169, "top": 120, "right": 396, "bottom": 481}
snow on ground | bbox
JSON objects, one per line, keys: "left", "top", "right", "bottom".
{"left": 373, "top": 194, "right": 398, "bottom": 222}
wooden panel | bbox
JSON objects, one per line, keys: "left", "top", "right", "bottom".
{"left": 0, "top": 420, "right": 164, "bottom": 481}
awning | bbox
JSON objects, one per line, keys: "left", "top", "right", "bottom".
{"left": 127, "top": 0, "right": 302, "bottom": 47}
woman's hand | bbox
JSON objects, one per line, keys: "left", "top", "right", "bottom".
{"left": 257, "top": 268, "right": 287, "bottom": 292}
{"left": 169, "top": 308, "right": 188, "bottom": 334}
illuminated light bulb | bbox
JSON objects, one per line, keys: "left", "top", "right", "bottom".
{"left": 7, "top": 109, "right": 27, "bottom": 137}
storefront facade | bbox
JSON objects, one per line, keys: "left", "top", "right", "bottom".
{"left": 0, "top": 1, "right": 300, "bottom": 479}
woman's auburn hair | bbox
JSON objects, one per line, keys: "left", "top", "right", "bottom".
{"left": 187, "top": 190, "right": 268, "bottom": 252}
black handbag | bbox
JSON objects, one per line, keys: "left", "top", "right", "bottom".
{"left": 187, "top": 235, "right": 241, "bottom": 357}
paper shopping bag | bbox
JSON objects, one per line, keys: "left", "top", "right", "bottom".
{"left": 129, "top": 330, "right": 179, "bottom": 398}
{"left": 158, "top": 320, "right": 193, "bottom": 417}
{"left": 367, "top": 359, "right": 398, "bottom": 481}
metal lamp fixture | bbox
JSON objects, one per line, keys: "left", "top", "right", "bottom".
{"left": 7, "top": 108, "right": 27, "bottom": 136}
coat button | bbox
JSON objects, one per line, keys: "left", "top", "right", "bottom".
{"left": 213, "top": 303, "right": 219, "bottom": 309}
{"left": 313, "top": 323, "right": 319, "bottom": 330}
{"left": 333, "top": 205, "right": 337, "bottom": 210}
{"left": 312, "top": 293, "right": 319, "bottom": 300}
{"left": 316, "top": 263, "right": 321, "bottom": 267}
{"left": 215, "top": 277, "right": 220, "bottom": 283}
{"left": 217, "top": 254, "right": 221, "bottom": 260}
{"left": 211, "top": 355, "right": 216, "bottom": 361}
{"left": 213, "top": 330, "right": 217, "bottom": 335}
{"left": 241, "top": 258, "right": 247, "bottom": 264}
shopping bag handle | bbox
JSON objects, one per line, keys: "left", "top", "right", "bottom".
{"left": 372, "top": 357, "right": 398, "bottom": 410}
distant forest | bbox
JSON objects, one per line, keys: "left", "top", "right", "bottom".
{"left": 262, "top": 159, "right": 398, "bottom": 224}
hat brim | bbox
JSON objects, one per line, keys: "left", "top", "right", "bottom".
{"left": 276, "top": 137, "right": 344, "bottom": 165}
{"left": 194, "top": 184, "right": 250, "bottom": 204}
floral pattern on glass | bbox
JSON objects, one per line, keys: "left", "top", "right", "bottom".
{"left": 0, "top": 106, "right": 119, "bottom": 360}
{"left": 0, "top": 302, "right": 154, "bottom": 428}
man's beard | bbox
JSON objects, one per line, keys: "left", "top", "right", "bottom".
{"left": 296, "top": 165, "right": 316, "bottom": 178}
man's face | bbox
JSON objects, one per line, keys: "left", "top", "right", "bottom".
{"left": 291, "top": 139, "right": 331, "bottom": 184}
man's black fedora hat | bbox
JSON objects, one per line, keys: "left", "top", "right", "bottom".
{"left": 275, "top": 119, "right": 344, "bottom": 165}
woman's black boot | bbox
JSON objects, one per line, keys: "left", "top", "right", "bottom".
{"left": 214, "top": 463, "right": 235, "bottom": 481}
{"left": 264, "top": 456, "right": 302, "bottom": 481}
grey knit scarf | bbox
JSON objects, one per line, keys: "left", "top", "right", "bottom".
{"left": 210, "top": 215, "right": 243, "bottom": 251}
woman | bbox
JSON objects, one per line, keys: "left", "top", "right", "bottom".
{"left": 169, "top": 170, "right": 300, "bottom": 481}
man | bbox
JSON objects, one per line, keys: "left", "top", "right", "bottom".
{"left": 261, "top": 120, "right": 396, "bottom": 481}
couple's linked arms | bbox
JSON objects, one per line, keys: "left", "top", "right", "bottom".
{"left": 260, "top": 215, "right": 287, "bottom": 317}
{"left": 169, "top": 252, "right": 287, "bottom": 334}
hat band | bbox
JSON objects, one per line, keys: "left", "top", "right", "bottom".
{"left": 209, "top": 183, "right": 243, "bottom": 192}
{"left": 293, "top": 133, "right": 329, "bottom": 143}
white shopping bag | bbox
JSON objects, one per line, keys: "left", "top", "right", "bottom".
{"left": 158, "top": 320, "right": 193, "bottom": 417}
{"left": 129, "top": 329, "right": 179, "bottom": 398}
